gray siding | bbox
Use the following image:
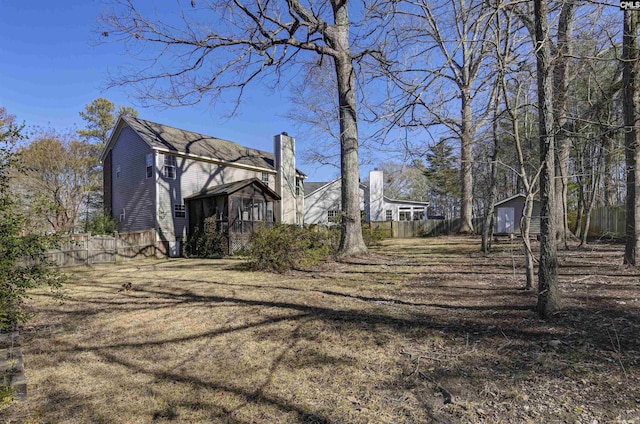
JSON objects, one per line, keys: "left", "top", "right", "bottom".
{"left": 110, "top": 127, "right": 156, "bottom": 233}
{"left": 493, "top": 197, "right": 541, "bottom": 235}
{"left": 156, "top": 153, "right": 272, "bottom": 241}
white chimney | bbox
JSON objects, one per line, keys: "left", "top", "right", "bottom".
{"left": 274, "top": 133, "right": 297, "bottom": 224}
{"left": 369, "top": 169, "right": 384, "bottom": 222}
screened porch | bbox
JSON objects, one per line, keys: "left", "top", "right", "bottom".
{"left": 186, "top": 178, "right": 280, "bottom": 254}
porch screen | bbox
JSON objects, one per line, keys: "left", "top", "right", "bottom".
{"left": 236, "top": 198, "right": 273, "bottom": 221}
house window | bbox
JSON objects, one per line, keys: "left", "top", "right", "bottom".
{"left": 386, "top": 210, "right": 393, "bottom": 221}
{"left": 399, "top": 210, "right": 411, "bottom": 221}
{"left": 262, "top": 172, "right": 270, "bottom": 187}
{"left": 146, "top": 153, "right": 153, "bottom": 178}
{"left": 116, "top": 165, "right": 121, "bottom": 178}
{"left": 119, "top": 208, "right": 126, "bottom": 222}
{"left": 174, "top": 204, "right": 186, "bottom": 218}
{"left": 164, "top": 155, "right": 177, "bottom": 179}
{"left": 327, "top": 210, "right": 340, "bottom": 223}
{"left": 413, "top": 210, "right": 425, "bottom": 221}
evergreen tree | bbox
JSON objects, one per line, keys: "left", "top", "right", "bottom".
{"left": 423, "top": 140, "right": 461, "bottom": 217}
{"left": 78, "top": 98, "right": 138, "bottom": 147}
{"left": 0, "top": 107, "right": 63, "bottom": 330}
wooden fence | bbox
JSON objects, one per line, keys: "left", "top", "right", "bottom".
{"left": 44, "top": 230, "right": 157, "bottom": 267}
{"left": 365, "top": 218, "right": 474, "bottom": 238}
{"left": 587, "top": 206, "right": 626, "bottom": 238}
{"left": 362, "top": 208, "right": 628, "bottom": 240}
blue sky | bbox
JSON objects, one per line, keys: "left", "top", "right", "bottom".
{"left": 0, "top": 0, "right": 347, "bottom": 181}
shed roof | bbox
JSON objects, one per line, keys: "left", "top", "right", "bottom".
{"left": 494, "top": 193, "right": 540, "bottom": 207}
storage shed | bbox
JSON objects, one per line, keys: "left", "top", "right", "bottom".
{"left": 493, "top": 194, "right": 540, "bottom": 235}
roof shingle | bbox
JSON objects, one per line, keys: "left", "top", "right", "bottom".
{"left": 123, "top": 116, "right": 276, "bottom": 170}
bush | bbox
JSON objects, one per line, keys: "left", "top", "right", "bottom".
{"left": 86, "top": 212, "right": 118, "bottom": 235}
{"left": 245, "top": 225, "right": 337, "bottom": 272}
{"left": 362, "top": 225, "right": 385, "bottom": 247}
{"left": 185, "top": 216, "right": 228, "bottom": 258}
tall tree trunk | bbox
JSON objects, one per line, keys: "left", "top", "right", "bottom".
{"left": 521, "top": 194, "right": 535, "bottom": 290}
{"left": 333, "top": 1, "right": 367, "bottom": 257}
{"left": 623, "top": 10, "right": 640, "bottom": 266}
{"left": 481, "top": 139, "right": 499, "bottom": 253}
{"left": 603, "top": 132, "right": 616, "bottom": 206}
{"left": 535, "top": 0, "right": 560, "bottom": 318}
{"left": 481, "top": 107, "right": 500, "bottom": 253}
{"left": 581, "top": 140, "right": 603, "bottom": 247}
{"left": 459, "top": 86, "right": 475, "bottom": 234}
{"left": 553, "top": 2, "right": 576, "bottom": 249}
{"left": 574, "top": 166, "right": 585, "bottom": 240}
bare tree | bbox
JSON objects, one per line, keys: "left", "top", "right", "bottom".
{"left": 99, "top": 0, "right": 384, "bottom": 256}
{"left": 623, "top": 9, "right": 640, "bottom": 266}
{"left": 552, "top": 1, "right": 577, "bottom": 248}
{"left": 381, "top": 0, "right": 499, "bottom": 234}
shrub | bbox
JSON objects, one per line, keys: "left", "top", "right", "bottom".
{"left": 245, "top": 225, "right": 337, "bottom": 272}
{"left": 362, "top": 225, "right": 385, "bottom": 247}
{"left": 185, "top": 216, "right": 228, "bottom": 258}
{"left": 86, "top": 212, "right": 118, "bottom": 235}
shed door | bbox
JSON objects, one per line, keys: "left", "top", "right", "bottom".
{"left": 497, "top": 207, "right": 515, "bottom": 233}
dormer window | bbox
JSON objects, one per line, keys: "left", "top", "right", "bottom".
{"left": 164, "top": 155, "right": 176, "bottom": 179}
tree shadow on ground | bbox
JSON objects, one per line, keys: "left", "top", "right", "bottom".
{"left": 7, "top": 237, "right": 640, "bottom": 423}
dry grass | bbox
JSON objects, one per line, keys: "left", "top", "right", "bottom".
{"left": 1, "top": 236, "right": 639, "bottom": 423}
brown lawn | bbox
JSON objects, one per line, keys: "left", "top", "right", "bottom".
{"left": 1, "top": 236, "right": 639, "bottom": 423}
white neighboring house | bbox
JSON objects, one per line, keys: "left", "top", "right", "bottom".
{"left": 304, "top": 170, "right": 429, "bottom": 225}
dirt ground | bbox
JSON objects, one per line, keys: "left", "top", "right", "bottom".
{"left": 1, "top": 236, "right": 639, "bottom": 423}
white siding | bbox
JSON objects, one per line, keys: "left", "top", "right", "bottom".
{"left": 155, "top": 153, "right": 271, "bottom": 241}
{"left": 304, "top": 180, "right": 365, "bottom": 225}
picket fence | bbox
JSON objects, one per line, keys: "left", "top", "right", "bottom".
{"left": 44, "top": 230, "right": 157, "bottom": 267}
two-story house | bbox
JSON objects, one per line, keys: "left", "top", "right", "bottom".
{"left": 100, "top": 116, "right": 305, "bottom": 255}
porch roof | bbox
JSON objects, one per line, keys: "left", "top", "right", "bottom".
{"left": 185, "top": 178, "right": 281, "bottom": 201}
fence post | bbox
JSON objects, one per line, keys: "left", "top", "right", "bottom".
{"left": 114, "top": 231, "right": 119, "bottom": 264}
{"left": 86, "top": 232, "right": 92, "bottom": 266}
